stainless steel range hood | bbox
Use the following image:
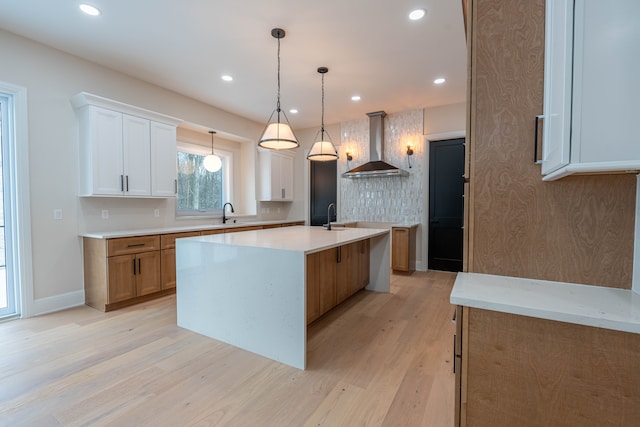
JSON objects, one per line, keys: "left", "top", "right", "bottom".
{"left": 342, "top": 111, "right": 409, "bottom": 178}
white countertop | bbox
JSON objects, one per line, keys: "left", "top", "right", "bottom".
{"left": 451, "top": 272, "right": 640, "bottom": 334}
{"left": 79, "top": 219, "right": 304, "bottom": 239}
{"left": 184, "top": 225, "right": 389, "bottom": 254}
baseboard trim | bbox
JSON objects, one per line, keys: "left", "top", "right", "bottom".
{"left": 29, "top": 290, "right": 85, "bottom": 317}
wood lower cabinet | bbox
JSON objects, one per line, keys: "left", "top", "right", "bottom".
{"left": 160, "top": 231, "right": 201, "bottom": 290}
{"left": 108, "top": 251, "right": 161, "bottom": 302}
{"left": 83, "top": 221, "right": 306, "bottom": 311}
{"left": 392, "top": 225, "right": 417, "bottom": 272}
{"left": 307, "top": 239, "right": 370, "bottom": 324}
{"left": 456, "top": 306, "right": 640, "bottom": 426}
{"left": 84, "top": 235, "right": 165, "bottom": 311}
{"left": 306, "top": 248, "right": 337, "bottom": 324}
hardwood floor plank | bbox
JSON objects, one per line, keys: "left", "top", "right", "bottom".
{"left": 0, "top": 271, "right": 456, "bottom": 426}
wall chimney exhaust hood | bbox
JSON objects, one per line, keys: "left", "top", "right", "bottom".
{"left": 342, "top": 111, "right": 409, "bottom": 178}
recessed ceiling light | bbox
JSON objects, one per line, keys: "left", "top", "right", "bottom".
{"left": 221, "top": 75, "right": 233, "bottom": 82}
{"left": 79, "top": 4, "right": 101, "bottom": 16}
{"left": 409, "top": 9, "right": 426, "bottom": 21}
{"left": 351, "top": 95, "right": 361, "bottom": 101}
{"left": 434, "top": 77, "right": 446, "bottom": 85}
{"left": 289, "top": 109, "right": 298, "bottom": 114}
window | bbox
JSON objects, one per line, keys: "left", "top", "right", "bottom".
{"left": 176, "top": 144, "right": 232, "bottom": 216}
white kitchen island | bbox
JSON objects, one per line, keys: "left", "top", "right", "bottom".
{"left": 176, "top": 226, "right": 390, "bottom": 369}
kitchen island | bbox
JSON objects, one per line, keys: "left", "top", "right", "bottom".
{"left": 176, "top": 226, "right": 390, "bottom": 369}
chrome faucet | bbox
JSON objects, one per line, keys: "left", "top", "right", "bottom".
{"left": 325, "top": 203, "right": 336, "bottom": 230}
{"left": 222, "top": 202, "right": 235, "bottom": 224}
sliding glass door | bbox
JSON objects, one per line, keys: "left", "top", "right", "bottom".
{"left": 0, "top": 94, "right": 16, "bottom": 318}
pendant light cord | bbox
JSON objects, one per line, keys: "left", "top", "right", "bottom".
{"left": 321, "top": 72, "right": 325, "bottom": 138}
{"left": 276, "top": 35, "right": 281, "bottom": 114}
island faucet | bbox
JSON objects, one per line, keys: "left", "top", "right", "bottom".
{"left": 222, "top": 202, "right": 235, "bottom": 224}
{"left": 325, "top": 203, "right": 336, "bottom": 230}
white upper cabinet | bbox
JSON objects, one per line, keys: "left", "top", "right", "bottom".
{"left": 542, "top": 0, "right": 640, "bottom": 180}
{"left": 72, "top": 92, "right": 181, "bottom": 197}
{"left": 122, "top": 114, "right": 152, "bottom": 196}
{"left": 150, "top": 121, "right": 177, "bottom": 197}
{"left": 257, "top": 149, "right": 294, "bottom": 202}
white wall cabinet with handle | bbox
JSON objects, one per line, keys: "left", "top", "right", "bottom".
{"left": 542, "top": 0, "right": 640, "bottom": 181}
{"left": 257, "top": 149, "right": 294, "bottom": 202}
{"left": 72, "top": 92, "right": 181, "bottom": 197}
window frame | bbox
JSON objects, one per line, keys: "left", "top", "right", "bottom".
{"left": 175, "top": 142, "right": 234, "bottom": 218}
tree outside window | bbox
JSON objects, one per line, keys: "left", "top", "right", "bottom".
{"left": 177, "top": 151, "right": 223, "bottom": 213}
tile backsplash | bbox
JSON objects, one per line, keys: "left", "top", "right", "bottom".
{"left": 339, "top": 109, "right": 424, "bottom": 225}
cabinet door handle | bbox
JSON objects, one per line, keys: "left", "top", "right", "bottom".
{"left": 337, "top": 246, "right": 342, "bottom": 263}
{"left": 174, "top": 179, "right": 178, "bottom": 194}
{"left": 120, "top": 175, "right": 124, "bottom": 192}
{"left": 132, "top": 259, "right": 137, "bottom": 276}
{"left": 126, "top": 175, "right": 129, "bottom": 192}
{"left": 137, "top": 258, "right": 141, "bottom": 274}
{"left": 534, "top": 115, "right": 544, "bottom": 164}
{"left": 282, "top": 188, "right": 285, "bottom": 199}
{"left": 453, "top": 334, "right": 456, "bottom": 374}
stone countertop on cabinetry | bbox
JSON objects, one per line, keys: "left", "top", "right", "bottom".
{"left": 79, "top": 219, "right": 305, "bottom": 239}
{"left": 451, "top": 272, "right": 640, "bottom": 334}
{"left": 186, "top": 225, "right": 389, "bottom": 255}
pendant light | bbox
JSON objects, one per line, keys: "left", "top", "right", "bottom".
{"left": 307, "top": 67, "right": 339, "bottom": 161}
{"left": 204, "top": 130, "right": 222, "bottom": 172}
{"left": 258, "top": 28, "right": 299, "bottom": 150}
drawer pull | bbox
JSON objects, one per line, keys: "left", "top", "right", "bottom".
{"left": 127, "top": 243, "right": 146, "bottom": 248}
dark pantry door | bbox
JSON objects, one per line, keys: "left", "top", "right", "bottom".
{"left": 429, "top": 138, "right": 465, "bottom": 272}
{"left": 310, "top": 160, "right": 337, "bottom": 226}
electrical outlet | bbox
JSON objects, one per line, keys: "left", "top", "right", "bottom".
{"left": 53, "top": 209, "right": 63, "bottom": 220}
{"left": 154, "top": 209, "right": 160, "bottom": 217}
{"left": 101, "top": 210, "right": 109, "bottom": 220}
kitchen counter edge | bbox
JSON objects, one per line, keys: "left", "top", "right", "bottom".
{"left": 79, "top": 220, "right": 305, "bottom": 239}
{"left": 450, "top": 272, "right": 640, "bottom": 334}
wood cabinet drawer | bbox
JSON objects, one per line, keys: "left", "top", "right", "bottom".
{"left": 225, "top": 226, "right": 262, "bottom": 233}
{"left": 160, "top": 231, "right": 201, "bottom": 249}
{"left": 200, "top": 229, "right": 225, "bottom": 236}
{"left": 107, "top": 235, "right": 160, "bottom": 256}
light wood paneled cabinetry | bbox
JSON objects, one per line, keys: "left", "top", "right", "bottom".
{"left": 307, "top": 239, "right": 370, "bottom": 324}
{"left": 467, "top": 0, "right": 635, "bottom": 286}
{"left": 72, "top": 92, "right": 180, "bottom": 198}
{"left": 306, "top": 248, "right": 337, "bottom": 324}
{"left": 456, "top": 306, "right": 640, "bottom": 426}
{"left": 224, "top": 225, "right": 262, "bottom": 233}
{"left": 84, "top": 235, "right": 164, "bottom": 311}
{"left": 542, "top": 0, "right": 640, "bottom": 180}
{"left": 391, "top": 225, "right": 416, "bottom": 272}
{"left": 160, "top": 231, "right": 201, "bottom": 290}
{"left": 83, "top": 221, "right": 304, "bottom": 311}
{"left": 257, "top": 150, "right": 294, "bottom": 201}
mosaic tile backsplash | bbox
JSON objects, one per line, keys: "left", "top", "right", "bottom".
{"left": 339, "top": 109, "right": 424, "bottom": 225}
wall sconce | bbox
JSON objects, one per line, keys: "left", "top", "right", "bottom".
{"left": 406, "top": 143, "right": 414, "bottom": 168}
{"left": 345, "top": 151, "right": 354, "bottom": 168}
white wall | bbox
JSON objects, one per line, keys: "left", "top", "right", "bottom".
{"left": 0, "top": 30, "right": 277, "bottom": 314}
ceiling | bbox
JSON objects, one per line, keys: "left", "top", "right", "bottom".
{"left": 0, "top": 0, "right": 467, "bottom": 130}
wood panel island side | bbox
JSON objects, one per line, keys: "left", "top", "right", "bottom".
{"left": 175, "top": 226, "right": 390, "bottom": 369}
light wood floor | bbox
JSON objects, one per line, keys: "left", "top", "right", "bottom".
{"left": 0, "top": 271, "right": 456, "bottom": 426}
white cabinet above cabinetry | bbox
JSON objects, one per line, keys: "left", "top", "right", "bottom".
{"left": 71, "top": 92, "right": 182, "bottom": 197}
{"left": 257, "top": 149, "right": 294, "bottom": 202}
{"left": 542, "top": 0, "right": 640, "bottom": 181}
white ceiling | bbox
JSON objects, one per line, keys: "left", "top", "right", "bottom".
{"left": 0, "top": 0, "right": 467, "bottom": 130}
